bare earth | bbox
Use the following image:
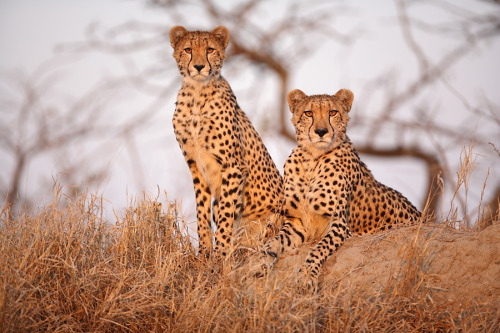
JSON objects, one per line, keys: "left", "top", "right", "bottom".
{"left": 274, "top": 222, "right": 500, "bottom": 307}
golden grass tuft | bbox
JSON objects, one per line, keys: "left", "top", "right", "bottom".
{"left": 1, "top": 187, "right": 498, "bottom": 332}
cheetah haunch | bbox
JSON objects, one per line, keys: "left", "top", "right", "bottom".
{"left": 169, "top": 26, "right": 283, "bottom": 257}
{"left": 259, "top": 88, "right": 421, "bottom": 288}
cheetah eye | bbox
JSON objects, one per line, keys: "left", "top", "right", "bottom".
{"left": 207, "top": 47, "right": 214, "bottom": 54}
{"left": 304, "top": 111, "right": 313, "bottom": 117}
{"left": 184, "top": 48, "right": 192, "bottom": 54}
{"left": 329, "top": 110, "right": 338, "bottom": 116}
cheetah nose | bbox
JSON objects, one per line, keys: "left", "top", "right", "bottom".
{"left": 194, "top": 64, "right": 205, "bottom": 72}
{"left": 315, "top": 128, "right": 328, "bottom": 137}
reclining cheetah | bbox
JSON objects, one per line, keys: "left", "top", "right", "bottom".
{"left": 258, "top": 88, "right": 421, "bottom": 287}
{"left": 169, "top": 26, "right": 283, "bottom": 257}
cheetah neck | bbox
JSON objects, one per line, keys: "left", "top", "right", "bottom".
{"left": 302, "top": 136, "right": 350, "bottom": 160}
{"left": 304, "top": 145, "right": 330, "bottom": 160}
{"left": 182, "top": 74, "right": 220, "bottom": 93}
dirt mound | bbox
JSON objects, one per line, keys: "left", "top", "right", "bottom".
{"left": 276, "top": 222, "right": 500, "bottom": 307}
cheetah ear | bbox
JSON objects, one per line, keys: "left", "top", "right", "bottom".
{"left": 169, "top": 26, "right": 188, "bottom": 48}
{"left": 212, "top": 26, "right": 230, "bottom": 49}
{"left": 334, "top": 89, "right": 354, "bottom": 111}
{"left": 287, "top": 89, "right": 307, "bottom": 112}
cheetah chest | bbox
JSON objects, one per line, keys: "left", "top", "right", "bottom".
{"left": 174, "top": 95, "right": 224, "bottom": 197}
{"left": 286, "top": 157, "right": 335, "bottom": 239}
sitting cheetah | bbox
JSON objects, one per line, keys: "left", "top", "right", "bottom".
{"left": 257, "top": 88, "right": 421, "bottom": 287}
{"left": 169, "top": 26, "right": 283, "bottom": 257}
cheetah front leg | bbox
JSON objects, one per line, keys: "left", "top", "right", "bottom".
{"left": 214, "top": 166, "right": 246, "bottom": 257}
{"left": 252, "top": 217, "right": 307, "bottom": 277}
{"left": 186, "top": 160, "right": 213, "bottom": 257}
{"left": 301, "top": 217, "right": 351, "bottom": 289}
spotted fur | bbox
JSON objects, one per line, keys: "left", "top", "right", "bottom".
{"left": 169, "top": 26, "right": 283, "bottom": 257}
{"left": 259, "top": 88, "right": 421, "bottom": 287}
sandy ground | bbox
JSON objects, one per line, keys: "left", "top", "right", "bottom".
{"left": 274, "top": 222, "right": 500, "bottom": 307}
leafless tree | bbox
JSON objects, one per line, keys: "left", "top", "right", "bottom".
{"left": 149, "top": 0, "right": 499, "bottom": 224}
{"left": 1, "top": 63, "right": 96, "bottom": 207}
{"left": 0, "top": 54, "right": 169, "bottom": 210}
{"left": 357, "top": 0, "right": 500, "bottom": 226}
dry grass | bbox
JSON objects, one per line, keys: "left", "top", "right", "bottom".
{"left": 1, "top": 189, "right": 498, "bottom": 332}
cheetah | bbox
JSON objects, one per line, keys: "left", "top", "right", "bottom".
{"left": 169, "top": 26, "right": 283, "bottom": 257}
{"left": 257, "top": 88, "right": 421, "bottom": 288}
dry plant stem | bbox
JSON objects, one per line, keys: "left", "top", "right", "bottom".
{"left": 446, "top": 143, "right": 481, "bottom": 229}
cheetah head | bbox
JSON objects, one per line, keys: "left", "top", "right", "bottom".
{"left": 169, "top": 26, "right": 230, "bottom": 83}
{"left": 287, "top": 89, "right": 354, "bottom": 155}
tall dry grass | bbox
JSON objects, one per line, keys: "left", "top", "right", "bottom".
{"left": 1, "top": 185, "right": 498, "bottom": 332}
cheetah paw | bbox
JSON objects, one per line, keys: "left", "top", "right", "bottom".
{"left": 248, "top": 251, "right": 278, "bottom": 278}
{"left": 298, "top": 265, "right": 320, "bottom": 292}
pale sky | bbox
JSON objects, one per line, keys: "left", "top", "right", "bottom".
{"left": 1, "top": 0, "right": 499, "bottom": 227}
